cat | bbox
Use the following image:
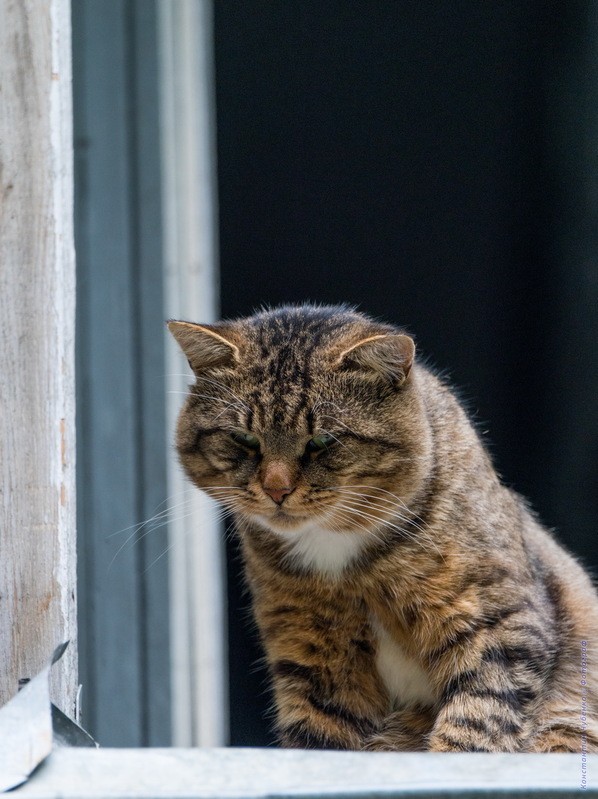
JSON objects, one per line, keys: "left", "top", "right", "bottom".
{"left": 168, "top": 303, "right": 598, "bottom": 752}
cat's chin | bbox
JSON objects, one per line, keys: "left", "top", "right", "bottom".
{"left": 251, "top": 508, "right": 358, "bottom": 538}
{"left": 252, "top": 510, "right": 315, "bottom": 535}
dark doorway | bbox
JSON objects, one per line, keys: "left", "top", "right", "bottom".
{"left": 214, "top": 1, "right": 598, "bottom": 745}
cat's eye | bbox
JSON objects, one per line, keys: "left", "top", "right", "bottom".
{"left": 230, "top": 431, "right": 261, "bottom": 451}
{"left": 305, "top": 433, "right": 336, "bottom": 453}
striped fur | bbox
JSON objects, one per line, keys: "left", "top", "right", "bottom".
{"left": 169, "top": 304, "right": 598, "bottom": 752}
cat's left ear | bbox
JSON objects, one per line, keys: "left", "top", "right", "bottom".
{"left": 167, "top": 320, "right": 241, "bottom": 373}
{"left": 336, "top": 334, "right": 415, "bottom": 385}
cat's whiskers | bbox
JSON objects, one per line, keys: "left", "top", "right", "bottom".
{"left": 334, "top": 493, "right": 419, "bottom": 529}
{"left": 203, "top": 487, "right": 253, "bottom": 517}
{"left": 107, "top": 486, "right": 241, "bottom": 570}
{"left": 333, "top": 500, "right": 415, "bottom": 538}
{"left": 144, "top": 509, "right": 237, "bottom": 574}
{"left": 341, "top": 498, "right": 439, "bottom": 554}
{"left": 106, "top": 489, "right": 196, "bottom": 539}
{"left": 339, "top": 483, "right": 416, "bottom": 504}
{"left": 107, "top": 498, "right": 197, "bottom": 567}
{"left": 332, "top": 499, "right": 441, "bottom": 557}
{"left": 330, "top": 488, "right": 419, "bottom": 520}
{"left": 342, "top": 504, "right": 440, "bottom": 554}
{"left": 142, "top": 503, "right": 235, "bottom": 574}
{"left": 336, "top": 484, "right": 428, "bottom": 527}
{"left": 143, "top": 543, "right": 175, "bottom": 574}
{"left": 202, "top": 494, "right": 242, "bottom": 510}
{"left": 203, "top": 486, "right": 247, "bottom": 499}
{"left": 108, "top": 506, "right": 200, "bottom": 572}
{"left": 331, "top": 488, "right": 427, "bottom": 535}
{"left": 325, "top": 507, "right": 387, "bottom": 546}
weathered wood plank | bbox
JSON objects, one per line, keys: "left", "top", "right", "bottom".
{"left": 0, "top": 0, "right": 77, "bottom": 714}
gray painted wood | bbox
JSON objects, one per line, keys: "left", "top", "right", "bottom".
{"left": 131, "top": 0, "right": 171, "bottom": 747}
{"left": 17, "top": 749, "right": 598, "bottom": 798}
{"left": 0, "top": 0, "right": 77, "bottom": 715}
{"left": 73, "top": 0, "right": 170, "bottom": 745}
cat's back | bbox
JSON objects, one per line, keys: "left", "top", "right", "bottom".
{"left": 406, "top": 361, "right": 598, "bottom": 653}
{"left": 524, "top": 514, "right": 598, "bottom": 656}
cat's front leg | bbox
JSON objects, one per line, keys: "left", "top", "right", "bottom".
{"left": 256, "top": 595, "right": 388, "bottom": 749}
{"left": 274, "top": 660, "right": 380, "bottom": 750}
{"left": 364, "top": 704, "right": 435, "bottom": 751}
{"left": 427, "top": 646, "right": 543, "bottom": 752}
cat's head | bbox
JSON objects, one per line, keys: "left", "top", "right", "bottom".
{"left": 168, "top": 305, "right": 432, "bottom": 539}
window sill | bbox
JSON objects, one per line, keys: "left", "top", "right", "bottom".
{"left": 14, "top": 747, "right": 594, "bottom": 798}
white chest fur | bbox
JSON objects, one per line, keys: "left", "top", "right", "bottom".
{"left": 272, "top": 522, "right": 436, "bottom": 706}
{"left": 279, "top": 523, "right": 367, "bottom": 576}
{"left": 370, "top": 617, "right": 437, "bottom": 708}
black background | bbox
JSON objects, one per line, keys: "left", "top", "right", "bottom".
{"left": 213, "top": 1, "right": 598, "bottom": 745}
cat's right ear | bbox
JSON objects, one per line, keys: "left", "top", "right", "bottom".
{"left": 336, "top": 333, "right": 415, "bottom": 385}
{"left": 167, "top": 320, "right": 240, "bottom": 372}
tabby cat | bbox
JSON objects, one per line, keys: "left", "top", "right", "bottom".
{"left": 168, "top": 304, "right": 598, "bottom": 752}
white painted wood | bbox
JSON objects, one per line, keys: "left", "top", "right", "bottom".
{"left": 0, "top": 0, "right": 77, "bottom": 714}
{"left": 158, "top": 0, "right": 226, "bottom": 746}
{"left": 17, "top": 748, "right": 598, "bottom": 797}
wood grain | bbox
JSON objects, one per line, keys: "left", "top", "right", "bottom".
{"left": 0, "top": 0, "right": 77, "bottom": 714}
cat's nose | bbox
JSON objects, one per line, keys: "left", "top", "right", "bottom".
{"left": 261, "top": 460, "right": 295, "bottom": 505}
{"left": 263, "top": 485, "right": 294, "bottom": 505}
